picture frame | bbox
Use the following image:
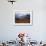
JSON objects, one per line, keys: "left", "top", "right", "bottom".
{"left": 14, "top": 10, "right": 33, "bottom": 26}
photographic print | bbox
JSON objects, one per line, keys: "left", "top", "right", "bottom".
{"left": 15, "top": 10, "right": 33, "bottom": 26}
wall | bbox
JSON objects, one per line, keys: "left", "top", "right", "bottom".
{"left": 0, "top": 0, "right": 46, "bottom": 42}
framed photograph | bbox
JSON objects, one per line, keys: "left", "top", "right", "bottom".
{"left": 14, "top": 10, "right": 33, "bottom": 26}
